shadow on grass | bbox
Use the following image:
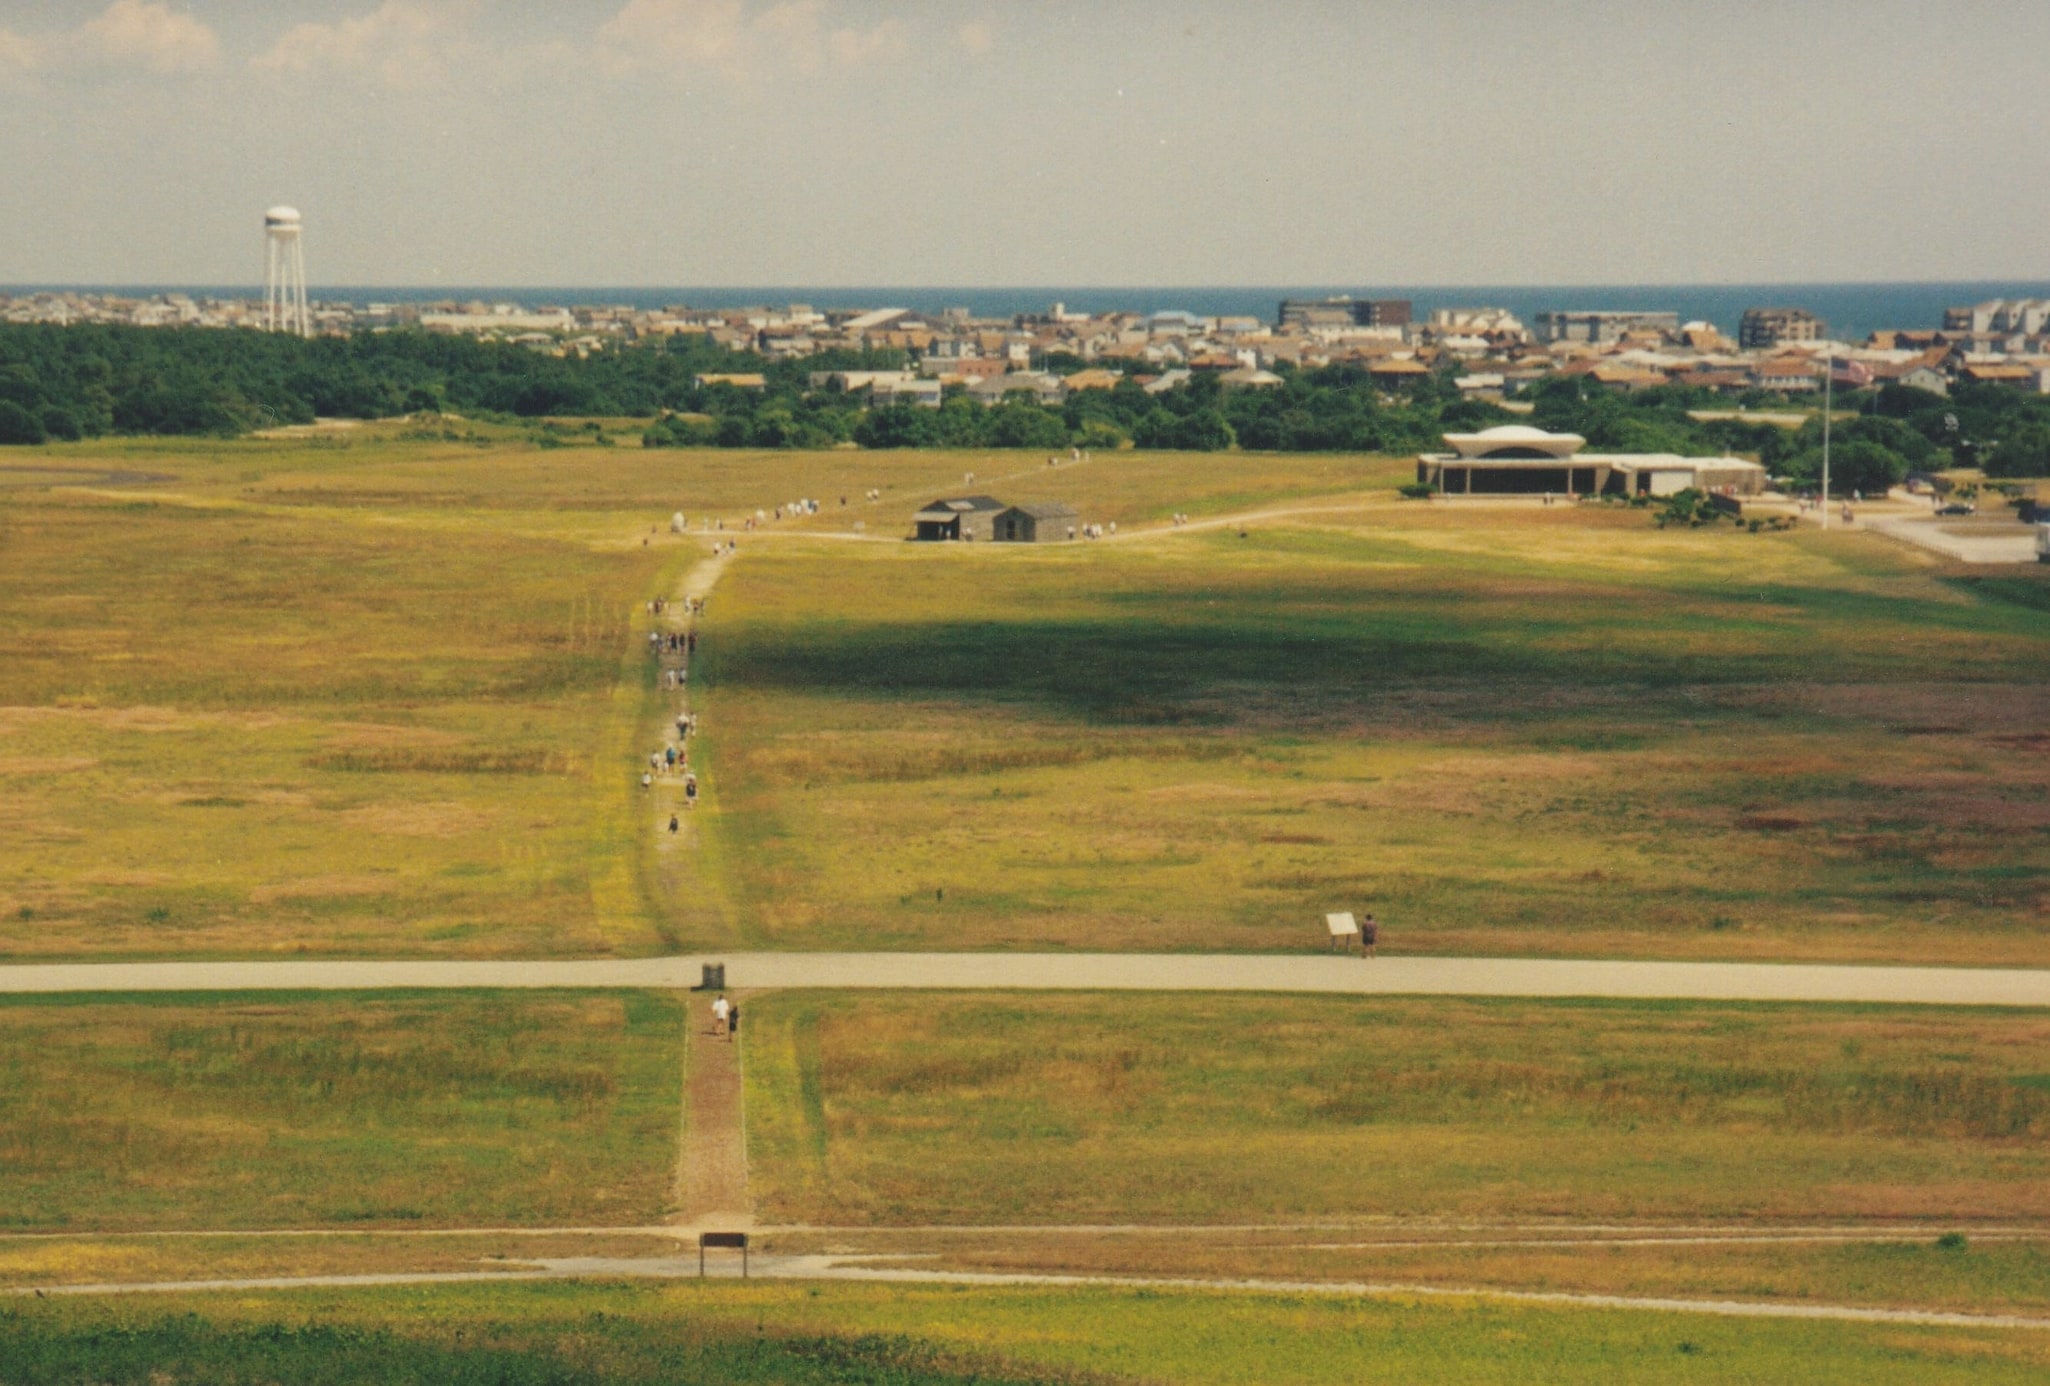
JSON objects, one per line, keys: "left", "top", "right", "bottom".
{"left": 703, "top": 578, "right": 2048, "bottom": 726}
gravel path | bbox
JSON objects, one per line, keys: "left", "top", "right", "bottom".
{"left": 3, "top": 952, "right": 2049, "bottom": 1005}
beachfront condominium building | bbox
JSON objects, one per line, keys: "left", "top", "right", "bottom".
{"left": 1278, "top": 297, "right": 1413, "bottom": 330}
{"left": 1739, "top": 307, "right": 1826, "bottom": 350}
{"left": 1533, "top": 310, "right": 1680, "bottom": 344}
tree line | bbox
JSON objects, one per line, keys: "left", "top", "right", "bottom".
{"left": 1, "top": 322, "right": 2044, "bottom": 485}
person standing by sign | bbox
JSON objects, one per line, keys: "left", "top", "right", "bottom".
{"left": 1360, "top": 913, "right": 1379, "bottom": 957}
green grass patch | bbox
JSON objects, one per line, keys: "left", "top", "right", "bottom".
{"left": 745, "top": 992, "right": 2050, "bottom": 1226}
{"left": 0, "top": 990, "right": 685, "bottom": 1230}
{"left": 3, "top": 1280, "right": 2048, "bottom": 1384}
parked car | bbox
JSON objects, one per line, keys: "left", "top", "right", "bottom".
{"left": 1937, "top": 503, "right": 1976, "bottom": 516}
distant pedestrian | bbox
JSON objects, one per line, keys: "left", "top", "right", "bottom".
{"left": 726, "top": 1001, "right": 739, "bottom": 1036}
{"left": 712, "top": 994, "right": 729, "bottom": 1036}
{"left": 668, "top": 814, "right": 679, "bottom": 833}
{"left": 685, "top": 773, "right": 698, "bottom": 806}
{"left": 641, "top": 771, "right": 652, "bottom": 790}
{"left": 1360, "top": 913, "right": 1378, "bottom": 957}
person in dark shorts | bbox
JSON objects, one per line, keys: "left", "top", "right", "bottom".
{"left": 1360, "top": 913, "right": 1378, "bottom": 956}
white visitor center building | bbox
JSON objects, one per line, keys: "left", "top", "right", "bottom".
{"left": 1416, "top": 425, "right": 1767, "bottom": 497}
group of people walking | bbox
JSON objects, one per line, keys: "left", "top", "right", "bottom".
{"left": 646, "top": 587, "right": 707, "bottom": 832}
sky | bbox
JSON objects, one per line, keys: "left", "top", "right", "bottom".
{"left": 2, "top": 0, "right": 2047, "bottom": 289}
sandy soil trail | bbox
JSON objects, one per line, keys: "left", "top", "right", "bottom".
{"left": 673, "top": 996, "right": 753, "bottom": 1231}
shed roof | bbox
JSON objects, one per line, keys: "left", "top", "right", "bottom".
{"left": 1000, "top": 501, "right": 1079, "bottom": 520}
{"left": 914, "top": 495, "right": 1007, "bottom": 518}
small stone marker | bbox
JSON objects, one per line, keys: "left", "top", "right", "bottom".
{"left": 1326, "top": 912, "right": 1359, "bottom": 952}
{"left": 698, "top": 962, "right": 725, "bottom": 991}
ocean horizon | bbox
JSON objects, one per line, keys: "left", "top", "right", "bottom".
{"left": 10, "top": 281, "right": 2050, "bottom": 342}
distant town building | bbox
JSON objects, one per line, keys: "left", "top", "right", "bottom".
{"left": 1217, "top": 365, "right": 1284, "bottom": 391}
{"left": 421, "top": 309, "right": 575, "bottom": 333}
{"left": 1534, "top": 310, "right": 1679, "bottom": 345}
{"left": 1894, "top": 364, "right": 1950, "bottom": 396}
{"left": 1277, "top": 297, "right": 1412, "bottom": 330}
{"left": 1943, "top": 299, "right": 2050, "bottom": 336}
{"left": 1739, "top": 307, "right": 1825, "bottom": 350}
{"left": 1427, "top": 307, "right": 1526, "bottom": 337}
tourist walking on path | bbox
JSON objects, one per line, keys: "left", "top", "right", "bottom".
{"left": 711, "top": 994, "right": 729, "bottom": 1037}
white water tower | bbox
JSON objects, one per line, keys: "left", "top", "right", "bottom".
{"left": 263, "top": 206, "right": 309, "bottom": 336}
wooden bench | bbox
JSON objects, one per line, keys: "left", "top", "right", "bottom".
{"left": 699, "top": 1231, "right": 749, "bottom": 1277}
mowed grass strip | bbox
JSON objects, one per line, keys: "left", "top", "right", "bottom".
{"left": 695, "top": 513, "right": 2050, "bottom": 959}
{"left": 5, "top": 1281, "right": 2049, "bottom": 1384}
{"left": 0, "top": 483, "right": 681, "bottom": 958}
{"left": 744, "top": 993, "right": 2050, "bottom": 1227}
{"left": 0, "top": 991, "right": 684, "bottom": 1231}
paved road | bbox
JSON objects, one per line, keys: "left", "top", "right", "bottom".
{"left": 3, "top": 952, "right": 2050, "bottom": 1006}
{"left": 14, "top": 1255, "right": 2050, "bottom": 1331}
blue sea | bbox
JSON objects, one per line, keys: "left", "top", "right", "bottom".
{"left": 14, "top": 282, "right": 2050, "bottom": 342}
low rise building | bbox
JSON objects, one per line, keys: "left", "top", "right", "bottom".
{"left": 912, "top": 495, "right": 1008, "bottom": 542}
{"left": 1416, "top": 425, "right": 1767, "bottom": 497}
{"left": 992, "top": 501, "right": 1078, "bottom": 542}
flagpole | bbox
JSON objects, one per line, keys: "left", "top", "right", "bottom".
{"left": 1821, "top": 349, "right": 1832, "bottom": 530}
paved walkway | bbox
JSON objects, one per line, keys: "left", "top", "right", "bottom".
{"left": 3, "top": 952, "right": 2050, "bottom": 1006}
{"left": 1869, "top": 515, "right": 2040, "bottom": 564}
{"left": 15, "top": 1255, "right": 2050, "bottom": 1331}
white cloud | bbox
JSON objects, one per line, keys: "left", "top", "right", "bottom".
{"left": 596, "top": 0, "right": 906, "bottom": 82}
{"left": 252, "top": 0, "right": 483, "bottom": 89}
{"left": 0, "top": 28, "right": 38, "bottom": 73}
{"left": 0, "top": 1, "right": 219, "bottom": 79}
{"left": 77, "top": 0, "right": 218, "bottom": 74}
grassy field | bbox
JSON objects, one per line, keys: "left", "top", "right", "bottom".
{"left": 4, "top": 1280, "right": 2048, "bottom": 1384}
{"left": 0, "top": 443, "right": 689, "bottom": 958}
{"left": 0, "top": 991, "right": 683, "bottom": 1230}
{"left": 696, "top": 507, "right": 2050, "bottom": 960}
{"left": 0, "top": 433, "right": 1394, "bottom": 959}
{"left": 744, "top": 992, "right": 2050, "bottom": 1227}
{"left": 13, "top": 433, "right": 2044, "bottom": 961}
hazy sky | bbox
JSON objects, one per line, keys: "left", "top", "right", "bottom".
{"left": 3, "top": 0, "right": 2046, "bottom": 287}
